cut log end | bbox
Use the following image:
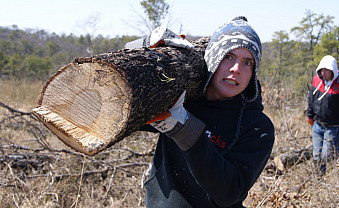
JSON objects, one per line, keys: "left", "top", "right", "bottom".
{"left": 32, "top": 106, "right": 105, "bottom": 155}
{"left": 35, "top": 62, "right": 133, "bottom": 155}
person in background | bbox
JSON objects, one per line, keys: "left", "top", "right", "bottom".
{"left": 127, "top": 16, "right": 275, "bottom": 208}
{"left": 307, "top": 55, "right": 339, "bottom": 177}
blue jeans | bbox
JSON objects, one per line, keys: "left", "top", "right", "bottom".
{"left": 312, "top": 121, "right": 339, "bottom": 162}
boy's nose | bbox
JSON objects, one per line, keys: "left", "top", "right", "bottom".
{"left": 229, "top": 62, "right": 241, "bottom": 74}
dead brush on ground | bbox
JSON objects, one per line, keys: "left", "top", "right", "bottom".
{"left": 0, "top": 80, "right": 338, "bottom": 208}
{"left": 242, "top": 85, "right": 338, "bottom": 208}
{"left": 0, "top": 100, "right": 158, "bottom": 207}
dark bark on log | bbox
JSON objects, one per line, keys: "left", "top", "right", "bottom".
{"left": 32, "top": 37, "right": 210, "bottom": 155}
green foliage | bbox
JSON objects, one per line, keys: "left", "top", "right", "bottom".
{"left": 294, "top": 72, "right": 311, "bottom": 96}
{"left": 0, "top": 51, "right": 9, "bottom": 76}
{"left": 0, "top": 39, "right": 13, "bottom": 54}
{"left": 0, "top": 26, "right": 140, "bottom": 80}
{"left": 3, "top": 53, "right": 24, "bottom": 78}
{"left": 313, "top": 26, "right": 339, "bottom": 63}
{"left": 20, "top": 55, "right": 53, "bottom": 80}
{"left": 2, "top": 54, "right": 52, "bottom": 80}
{"left": 291, "top": 10, "right": 334, "bottom": 44}
{"left": 46, "top": 40, "right": 59, "bottom": 56}
{"left": 269, "top": 31, "right": 290, "bottom": 78}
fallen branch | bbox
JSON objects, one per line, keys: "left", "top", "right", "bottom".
{"left": 0, "top": 101, "right": 32, "bottom": 115}
{"left": 273, "top": 145, "right": 313, "bottom": 172}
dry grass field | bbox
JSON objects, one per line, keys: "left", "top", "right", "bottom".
{"left": 0, "top": 79, "right": 338, "bottom": 208}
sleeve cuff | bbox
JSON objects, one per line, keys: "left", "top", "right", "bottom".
{"left": 166, "top": 112, "right": 206, "bottom": 151}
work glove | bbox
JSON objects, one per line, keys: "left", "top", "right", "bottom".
{"left": 307, "top": 117, "right": 314, "bottom": 126}
{"left": 125, "top": 27, "right": 194, "bottom": 49}
{"left": 147, "top": 91, "right": 188, "bottom": 133}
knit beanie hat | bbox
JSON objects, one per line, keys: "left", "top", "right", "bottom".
{"left": 204, "top": 16, "right": 262, "bottom": 102}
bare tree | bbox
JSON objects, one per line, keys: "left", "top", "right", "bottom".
{"left": 271, "top": 30, "right": 290, "bottom": 77}
{"left": 126, "top": 0, "right": 179, "bottom": 35}
{"left": 140, "top": 0, "right": 169, "bottom": 31}
{"left": 76, "top": 13, "right": 102, "bottom": 56}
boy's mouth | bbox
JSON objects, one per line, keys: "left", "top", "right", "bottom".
{"left": 224, "top": 79, "right": 238, "bottom": 85}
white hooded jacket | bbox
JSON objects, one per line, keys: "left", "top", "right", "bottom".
{"left": 313, "top": 55, "right": 339, "bottom": 100}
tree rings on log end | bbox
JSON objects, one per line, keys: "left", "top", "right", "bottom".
{"left": 33, "top": 62, "right": 132, "bottom": 155}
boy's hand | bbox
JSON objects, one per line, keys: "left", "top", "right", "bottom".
{"left": 147, "top": 91, "right": 188, "bottom": 133}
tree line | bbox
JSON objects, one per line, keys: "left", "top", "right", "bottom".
{"left": 0, "top": 25, "right": 138, "bottom": 80}
{"left": 0, "top": 10, "right": 338, "bottom": 97}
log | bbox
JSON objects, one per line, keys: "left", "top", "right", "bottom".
{"left": 273, "top": 145, "right": 313, "bottom": 172}
{"left": 32, "top": 37, "right": 210, "bottom": 156}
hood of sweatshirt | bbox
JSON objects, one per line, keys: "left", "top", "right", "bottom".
{"left": 313, "top": 55, "right": 339, "bottom": 100}
{"left": 316, "top": 55, "right": 338, "bottom": 82}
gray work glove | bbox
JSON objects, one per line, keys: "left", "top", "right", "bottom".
{"left": 125, "top": 27, "right": 194, "bottom": 49}
{"left": 147, "top": 91, "right": 188, "bottom": 133}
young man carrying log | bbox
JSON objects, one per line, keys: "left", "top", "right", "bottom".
{"left": 130, "top": 16, "right": 275, "bottom": 208}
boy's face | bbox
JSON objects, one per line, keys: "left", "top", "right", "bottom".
{"left": 206, "top": 48, "right": 254, "bottom": 100}
{"left": 320, "top": 68, "right": 334, "bottom": 81}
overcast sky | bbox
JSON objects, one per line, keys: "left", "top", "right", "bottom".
{"left": 1, "top": 0, "right": 338, "bottom": 42}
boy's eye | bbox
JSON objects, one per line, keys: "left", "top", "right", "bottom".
{"left": 224, "top": 54, "right": 232, "bottom": 60}
{"left": 244, "top": 60, "right": 254, "bottom": 66}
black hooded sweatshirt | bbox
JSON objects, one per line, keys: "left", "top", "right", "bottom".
{"left": 142, "top": 86, "right": 275, "bottom": 208}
